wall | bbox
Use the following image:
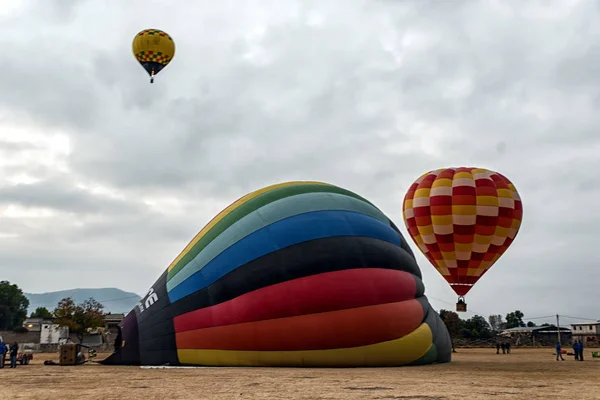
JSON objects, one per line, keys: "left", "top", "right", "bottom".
{"left": 40, "top": 324, "right": 69, "bottom": 344}
{"left": 0, "top": 330, "right": 40, "bottom": 344}
{"left": 533, "top": 332, "right": 572, "bottom": 346}
{"left": 571, "top": 324, "right": 600, "bottom": 335}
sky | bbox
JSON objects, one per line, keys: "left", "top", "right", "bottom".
{"left": 0, "top": 0, "right": 598, "bottom": 325}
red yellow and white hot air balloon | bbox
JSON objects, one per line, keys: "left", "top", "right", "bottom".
{"left": 402, "top": 167, "right": 523, "bottom": 312}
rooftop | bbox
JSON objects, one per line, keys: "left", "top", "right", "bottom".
{"left": 103, "top": 313, "right": 125, "bottom": 322}
{"left": 502, "top": 325, "right": 572, "bottom": 333}
{"left": 570, "top": 321, "right": 600, "bottom": 326}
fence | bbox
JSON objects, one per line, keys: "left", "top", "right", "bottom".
{"left": 453, "top": 337, "right": 600, "bottom": 348}
{"left": 0, "top": 330, "right": 40, "bottom": 344}
{"left": 17, "top": 342, "right": 115, "bottom": 354}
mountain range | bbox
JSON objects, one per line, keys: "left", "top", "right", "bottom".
{"left": 24, "top": 288, "right": 142, "bottom": 315}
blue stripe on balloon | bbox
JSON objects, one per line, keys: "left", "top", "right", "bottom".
{"left": 167, "top": 209, "right": 401, "bottom": 303}
{"left": 166, "top": 191, "right": 391, "bottom": 292}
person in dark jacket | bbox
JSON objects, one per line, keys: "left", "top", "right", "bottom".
{"left": 9, "top": 342, "right": 19, "bottom": 368}
{"left": 573, "top": 341, "right": 580, "bottom": 360}
{"left": 578, "top": 341, "right": 584, "bottom": 361}
{"left": 0, "top": 338, "right": 6, "bottom": 368}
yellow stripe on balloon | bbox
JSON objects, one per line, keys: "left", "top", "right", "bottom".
{"left": 177, "top": 323, "right": 433, "bottom": 367}
{"left": 476, "top": 196, "right": 499, "bottom": 206}
{"left": 417, "top": 224, "right": 434, "bottom": 236}
{"left": 430, "top": 215, "right": 452, "bottom": 225}
{"left": 497, "top": 188, "right": 513, "bottom": 198}
{"left": 453, "top": 171, "right": 473, "bottom": 180}
{"left": 431, "top": 178, "right": 452, "bottom": 188}
{"left": 452, "top": 205, "right": 476, "bottom": 215}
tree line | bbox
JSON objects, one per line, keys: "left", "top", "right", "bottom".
{"left": 438, "top": 309, "right": 551, "bottom": 339}
{"left": 0, "top": 280, "right": 105, "bottom": 341}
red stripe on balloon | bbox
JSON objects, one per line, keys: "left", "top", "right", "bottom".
{"left": 173, "top": 268, "right": 418, "bottom": 333}
{"left": 175, "top": 300, "right": 425, "bottom": 351}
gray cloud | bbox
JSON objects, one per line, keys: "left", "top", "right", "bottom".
{"left": 0, "top": 178, "right": 140, "bottom": 215}
{"left": 0, "top": 0, "right": 598, "bottom": 323}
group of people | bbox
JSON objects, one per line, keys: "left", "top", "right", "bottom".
{"left": 555, "top": 340, "right": 586, "bottom": 361}
{"left": 572, "top": 340, "right": 585, "bottom": 361}
{"left": 0, "top": 337, "right": 19, "bottom": 369}
{"left": 496, "top": 342, "right": 511, "bottom": 354}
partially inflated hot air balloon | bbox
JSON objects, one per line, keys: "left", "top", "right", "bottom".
{"left": 102, "top": 181, "right": 452, "bottom": 367}
{"left": 132, "top": 29, "right": 175, "bottom": 83}
{"left": 402, "top": 167, "right": 523, "bottom": 312}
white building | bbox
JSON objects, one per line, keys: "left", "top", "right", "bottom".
{"left": 23, "top": 317, "right": 54, "bottom": 332}
{"left": 40, "top": 323, "right": 69, "bottom": 344}
{"left": 571, "top": 322, "right": 600, "bottom": 345}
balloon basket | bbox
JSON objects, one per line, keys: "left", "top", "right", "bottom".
{"left": 456, "top": 297, "right": 467, "bottom": 312}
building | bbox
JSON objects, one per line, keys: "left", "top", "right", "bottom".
{"left": 22, "top": 317, "right": 55, "bottom": 332}
{"left": 40, "top": 323, "right": 69, "bottom": 344}
{"left": 501, "top": 325, "right": 572, "bottom": 346}
{"left": 103, "top": 313, "right": 125, "bottom": 332}
{"left": 102, "top": 313, "right": 125, "bottom": 345}
{"left": 571, "top": 322, "right": 600, "bottom": 345}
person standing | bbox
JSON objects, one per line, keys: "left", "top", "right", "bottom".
{"left": 573, "top": 341, "right": 580, "bottom": 360}
{"left": 0, "top": 337, "right": 5, "bottom": 368}
{"left": 9, "top": 342, "right": 19, "bottom": 368}
{"left": 556, "top": 342, "right": 565, "bottom": 361}
{"left": 578, "top": 341, "right": 584, "bottom": 361}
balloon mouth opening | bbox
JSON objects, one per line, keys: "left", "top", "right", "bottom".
{"left": 450, "top": 284, "right": 473, "bottom": 297}
{"left": 99, "top": 313, "right": 141, "bottom": 365}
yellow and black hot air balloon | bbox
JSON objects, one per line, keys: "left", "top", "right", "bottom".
{"left": 132, "top": 29, "right": 175, "bottom": 83}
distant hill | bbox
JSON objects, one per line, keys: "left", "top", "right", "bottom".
{"left": 24, "top": 288, "right": 142, "bottom": 315}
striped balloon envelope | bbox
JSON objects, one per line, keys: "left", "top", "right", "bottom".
{"left": 402, "top": 167, "right": 523, "bottom": 302}
{"left": 102, "top": 181, "right": 452, "bottom": 367}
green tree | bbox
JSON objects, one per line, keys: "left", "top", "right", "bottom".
{"left": 505, "top": 310, "right": 525, "bottom": 329}
{"left": 439, "top": 309, "right": 463, "bottom": 338}
{"left": 526, "top": 321, "right": 537, "bottom": 327}
{"left": 488, "top": 314, "right": 505, "bottom": 332}
{"left": 463, "top": 315, "right": 493, "bottom": 339}
{"left": 0, "top": 280, "right": 30, "bottom": 330}
{"left": 30, "top": 307, "right": 53, "bottom": 319}
{"left": 53, "top": 297, "right": 105, "bottom": 342}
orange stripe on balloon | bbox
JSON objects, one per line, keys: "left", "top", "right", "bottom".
{"left": 175, "top": 300, "right": 424, "bottom": 351}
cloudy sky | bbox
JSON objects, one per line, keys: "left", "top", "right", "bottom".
{"left": 0, "top": 0, "right": 598, "bottom": 324}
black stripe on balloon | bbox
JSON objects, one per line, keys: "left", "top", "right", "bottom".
{"left": 166, "top": 235, "right": 423, "bottom": 319}
{"left": 421, "top": 296, "right": 453, "bottom": 363}
{"left": 388, "top": 218, "right": 417, "bottom": 260}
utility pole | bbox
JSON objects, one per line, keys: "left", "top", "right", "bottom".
{"left": 556, "top": 314, "right": 561, "bottom": 345}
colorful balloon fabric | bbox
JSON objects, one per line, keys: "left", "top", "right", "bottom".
{"left": 102, "top": 181, "right": 452, "bottom": 367}
{"left": 132, "top": 28, "right": 175, "bottom": 83}
{"left": 402, "top": 167, "right": 523, "bottom": 297}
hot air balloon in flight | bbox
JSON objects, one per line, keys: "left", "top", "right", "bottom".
{"left": 102, "top": 181, "right": 452, "bottom": 367}
{"left": 132, "top": 29, "right": 175, "bottom": 83}
{"left": 402, "top": 167, "right": 523, "bottom": 312}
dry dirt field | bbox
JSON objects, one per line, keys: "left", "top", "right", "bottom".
{"left": 2, "top": 348, "right": 599, "bottom": 400}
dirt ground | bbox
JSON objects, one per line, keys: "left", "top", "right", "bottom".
{"left": 2, "top": 348, "right": 599, "bottom": 400}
